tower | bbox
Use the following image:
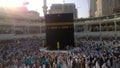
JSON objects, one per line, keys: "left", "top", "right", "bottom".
{"left": 113, "top": 0, "right": 120, "bottom": 14}
{"left": 89, "top": 0, "right": 96, "bottom": 17}
{"left": 43, "top": 0, "right": 48, "bottom": 15}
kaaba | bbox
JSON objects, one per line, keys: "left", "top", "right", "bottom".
{"left": 45, "top": 13, "right": 74, "bottom": 50}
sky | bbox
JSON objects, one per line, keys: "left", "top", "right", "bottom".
{"left": 0, "top": 0, "right": 89, "bottom": 18}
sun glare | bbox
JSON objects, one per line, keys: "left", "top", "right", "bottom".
{"left": 0, "top": 0, "right": 24, "bottom": 7}
{"left": 0, "top": 0, "right": 42, "bottom": 10}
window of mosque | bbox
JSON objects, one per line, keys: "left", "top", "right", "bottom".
{"left": 106, "top": 22, "right": 115, "bottom": 31}
{"left": 15, "top": 26, "right": 27, "bottom": 34}
{"left": 29, "top": 26, "right": 40, "bottom": 34}
{"left": 0, "top": 25, "right": 12, "bottom": 34}
{"left": 101, "top": 22, "right": 114, "bottom": 31}
{"left": 75, "top": 25, "right": 84, "bottom": 32}
{"left": 101, "top": 23, "right": 106, "bottom": 31}
{"left": 91, "top": 24, "right": 100, "bottom": 32}
{"left": 116, "top": 21, "right": 120, "bottom": 31}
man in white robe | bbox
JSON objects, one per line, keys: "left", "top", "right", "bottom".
{"left": 102, "top": 62, "right": 108, "bottom": 68}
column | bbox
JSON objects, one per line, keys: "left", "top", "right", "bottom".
{"left": 86, "top": 24, "right": 88, "bottom": 40}
{"left": 13, "top": 24, "right": 16, "bottom": 34}
{"left": 114, "top": 21, "right": 117, "bottom": 40}
{"left": 27, "top": 26, "right": 30, "bottom": 34}
{"left": 40, "top": 26, "right": 41, "bottom": 33}
{"left": 99, "top": 22, "right": 102, "bottom": 41}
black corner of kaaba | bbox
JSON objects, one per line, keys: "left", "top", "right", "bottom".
{"left": 45, "top": 13, "right": 74, "bottom": 50}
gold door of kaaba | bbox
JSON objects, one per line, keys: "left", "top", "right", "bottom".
{"left": 45, "top": 13, "right": 74, "bottom": 50}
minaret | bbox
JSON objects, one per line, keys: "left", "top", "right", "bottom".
{"left": 43, "top": 0, "right": 48, "bottom": 15}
